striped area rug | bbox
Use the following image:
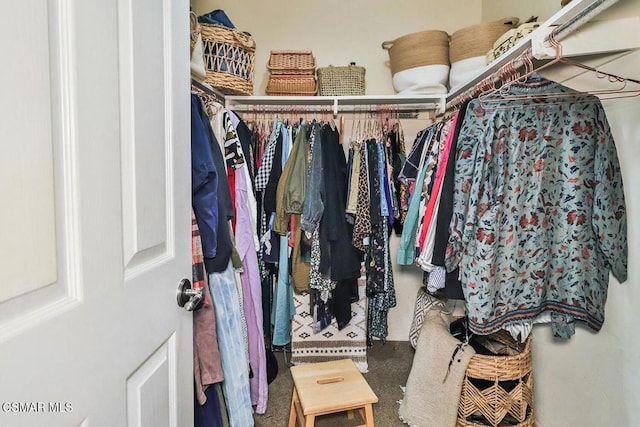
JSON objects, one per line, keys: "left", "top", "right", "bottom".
{"left": 290, "top": 281, "right": 368, "bottom": 372}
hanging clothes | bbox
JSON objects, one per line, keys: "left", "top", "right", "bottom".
{"left": 282, "top": 124, "right": 310, "bottom": 217}
{"left": 192, "top": 94, "right": 256, "bottom": 426}
{"left": 227, "top": 111, "right": 259, "bottom": 247}
{"left": 191, "top": 93, "right": 231, "bottom": 427}
{"left": 290, "top": 214, "right": 311, "bottom": 293}
{"left": 301, "top": 122, "right": 325, "bottom": 234}
{"left": 271, "top": 122, "right": 296, "bottom": 346}
{"left": 271, "top": 232, "right": 295, "bottom": 345}
{"left": 317, "top": 124, "right": 362, "bottom": 329}
{"left": 192, "top": 208, "right": 226, "bottom": 427}
{"left": 260, "top": 125, "right": 284, "bottom": 265}
{"left": 191, "top": 95, "right": 219, "bottom": 261}
{"left": 208, "top": 262, "right": 254, "bottom": 427}
{"left": 416, "top": 110, "right": 460, "bottom": 270}
{"left": 396, "top": 125, "right": 440, "bottom": 266}
{"left": 351, "top": 143, "right": 372, "bottom": 252}
{"left": 273, "top": 123, "right": 312, "bottom": 293}
{"left": 427, "top": 101, "right": 470, "bottom": 300}
{"left": 398, "top": 126, "right": 431, "bottom": 185}
{"left": 224, "top": 111, "right": 268, "bottom": 414}
{"left": 309, "top": 226, "right": 336, "bottom": 303}
{"left": 446, "top": 75, "right": 628, "bottom": 339}
{"left": 412, "top": 122, "right": 448, "bottom": 257}
{"left": 235, "top": 167, "right": 267, "bottom": 413}
{"left": 193, "top": 97, "right": 235, "bottom": 274}
{"left": 319, "top": 124, "right": 363, "bottom": 282}
{"left": 192, "top": 213, "right": 224, "bottom": 406}
{"left": 386, "top": 123, "right": 409, "bottom": 234}
{"left": 345, "top": 142, "right": 361, "bottom": 217}
{"left": 364, "top": 139, "right": 396, "bottom": 343}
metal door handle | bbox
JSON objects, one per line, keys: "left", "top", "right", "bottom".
{"left": 176, "top": 279, "right": 203, "bottom": 311}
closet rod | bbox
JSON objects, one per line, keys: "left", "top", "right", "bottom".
{"left": 227, "top": 102, "right": 441, "bottom": 116}
{"left": 191, "top": 78, "right": 226, "bottom": 104}
{"left": 445, "top": 0, "right": 619, "bottom": 111}
{"left": 552, "top": 0, "right": 618, "bottom": 38}
{"left": 226, "top": 95, "right": 445, "bottom": 116}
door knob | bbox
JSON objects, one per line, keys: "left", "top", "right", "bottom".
{"left": 176, "top": 279, "right": 203, "bottom": 311}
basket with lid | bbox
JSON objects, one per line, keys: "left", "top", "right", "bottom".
{"left": 267, "top": 50, "right": 316, "bottom": 75}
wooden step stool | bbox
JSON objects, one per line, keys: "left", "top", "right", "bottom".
{"left": 288, "top": 358, "right": 378, "bottom": 427}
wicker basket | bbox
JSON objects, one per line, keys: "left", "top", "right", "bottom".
{"left": 488, "top": 22, "right": 540, "bottom": 64}
{"left": 450, "top": 17, "right": 519, "bottom": 63}
{"left": 457, "top": 333, "right": 535, "bottom": 427}
{"left": 200, "top": 23, "right": 256, "bottom": 96}
{"left": 266, "top": 75, "right": 317, "bottom": 96}
{"left": 190, "top": 12, "right": 199, "bottom": 55}
{"left": 267, "top": 50, "right": 316, "bottom": 75}
{"left": 317, "top": 63, "right": 366, "bottom": 96}
{"left": 382, "top": 30, "right": 450, "bottom": 75}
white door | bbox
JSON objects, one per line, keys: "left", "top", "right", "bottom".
{"left": 0, "top": 0, "right": 193, "bottom": 426}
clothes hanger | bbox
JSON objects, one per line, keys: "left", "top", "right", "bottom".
{"left": 444, "top": 32, "right": 567, "bottom": 114}
{"left": 190, "top": 84, "right": 221, "bottom": 109}
{"left": 478, "top": 31, "right": 640, "bottom": 109}
{"left": 353, "top": 111, "right": 363, "bottom": 143}
{"left": 366, "top": 117, "right": 374, "bottom": 140}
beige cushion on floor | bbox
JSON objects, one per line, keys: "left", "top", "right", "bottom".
{"left": 408, "top": 287, "right": 445, "bottom": 349}
{"left": 399, "top": 310, "right": 475, "bottom": 427}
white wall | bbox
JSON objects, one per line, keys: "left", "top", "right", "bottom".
{"left": 482, "top": 0, "right": 561, "bottom": 23}
{"left": 193, "top": 0, "right": 481, "bottom": 95}
{"left": 481, "top": 1, "right": 640, "bottom": 424}
{"left": 534, "top": 55, "right": 640, "bottom": 427}
{"left": 532, "top": 97, "right": 640, "bottom": 427}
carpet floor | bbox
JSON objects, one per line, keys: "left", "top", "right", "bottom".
{"left": 253, "top": 341, "right": 414, "bottom": 426}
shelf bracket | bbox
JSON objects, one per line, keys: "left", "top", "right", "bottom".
{"left": 532, "top": 16, "right": 640, "bottom": 60}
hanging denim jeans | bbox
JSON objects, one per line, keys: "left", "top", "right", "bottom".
{"left": 208, "top": 261, "right": 254, "bottom": 427}
{"left": 271, "top": 234, "right": 295, "bottom": 346}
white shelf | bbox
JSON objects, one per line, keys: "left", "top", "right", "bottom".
{"left": 532, "top": 15, "right": 640, "bottom": 60}
{"left": 446, "top": 0, "right": 623, "bottom": 105}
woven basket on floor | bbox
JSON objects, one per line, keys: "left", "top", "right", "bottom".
{"left": 317, "top": 63, "right": 366, "bottom": 96}
{"left": 267, "top": 50, "right": 316, "bottom": 75}
{"left": 266, "top": 74, "right": 317, "bottom": 96}
{"left": 450, "top": 17, "right": 519, "bottom": 63}
{"left": 200, "top": 23, "right": 256, "bottom": 95}
{"left": 457, "top": 333, "right": 534, "bottom": 427}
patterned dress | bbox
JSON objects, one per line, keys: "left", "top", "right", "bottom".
{"left": 446, "top": 75, "right": 627, "bottom": 338}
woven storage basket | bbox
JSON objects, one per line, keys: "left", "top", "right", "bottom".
{"left": 200, "top": 23, "right": 256, "bottom": 96}
{"left": 457, "top": 333, "right": 535, "bottom": 427}
{"left": 489, "top": 22, "right": 540, "bottom": 64}
{"left": 450, "top": 17, "right": 519, "bottom": 64}
{"left": 190, "top": 12, "right": 199, "bottom": 55}
{"left": 266, "top": 75, "right": 317, "bottom": 96}
{"left": 267, "top": 50, "right": 316, "bottom": 75}
{"left": 382, "top": 30, "right": 450, "bottom": 75}
{"left": 317, "top": 63, "right": 366, "bottom": 96}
